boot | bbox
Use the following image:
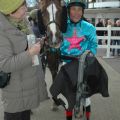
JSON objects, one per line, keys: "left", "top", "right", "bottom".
{"left": 65, "top": 110, "right": 73, "bottom": 120}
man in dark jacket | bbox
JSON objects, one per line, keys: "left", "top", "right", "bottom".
{"left": 96, "top": 19, "right": 104, "bottom": 45}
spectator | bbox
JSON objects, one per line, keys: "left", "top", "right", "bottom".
{"left": 96, "top": 19, "right": 104, "bottom": 45}
{"left": 105, "top": 19, "right": 114, "bottom": 45}
{"left": 0, "top": 0, "right": 48, "bottom": 120}
{"left": 112, "top": 19, "right": 120, "bottom": 56}
{"left": 28, "top": 9, "right": 41, "bottom": 38}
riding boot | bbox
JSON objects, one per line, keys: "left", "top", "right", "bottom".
{"left": 85, "top": 105, "right": 91, "bottom": 120}
{"left": 66, "top": 116, "right": 72, "bottom": 120}
{"left": 65, "top": 110, "right": 73, "bottom": 120}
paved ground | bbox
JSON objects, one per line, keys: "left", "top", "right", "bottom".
{"left": 97, "top": 48, "right": 120, "bottom": 74}
{"left": 104, "top": 57, "right": 120, "bottom": 73}
{"left": 0, "top": 49, "right": 120, "bottom": 120}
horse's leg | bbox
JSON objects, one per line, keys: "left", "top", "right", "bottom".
{"left": 47, "top": 51, "right": 59, "bottom": 80}
{"left": 49, "top": 67, "right": 59, "bottom": 111}
{"left": 47, "top": 51, "right": 60, "bottom": 111}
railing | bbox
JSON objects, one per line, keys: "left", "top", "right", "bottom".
{"left": 96, "top": 26, "right": 120, "bottom": 58}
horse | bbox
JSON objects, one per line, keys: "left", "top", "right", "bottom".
{"left": 38, "top": 0, "right": 67, "bottom": 110}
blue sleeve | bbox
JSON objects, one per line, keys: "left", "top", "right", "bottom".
{"left": 87, "top": 25, "right": 98, "bottom": 55}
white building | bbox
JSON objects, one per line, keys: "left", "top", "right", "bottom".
{"left": 88, "top": 0, "right": 120, "bottom": 8}
{"left": 84, "top": 0, "right": 120, "bottom": 25}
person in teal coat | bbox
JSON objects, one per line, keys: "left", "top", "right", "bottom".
{"left": 60, "top": 0, "right": 98, "bottom": 120}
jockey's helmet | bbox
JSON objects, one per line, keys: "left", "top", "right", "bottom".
{"left": 67, "top": 0, "right": 86, "bottom": 9}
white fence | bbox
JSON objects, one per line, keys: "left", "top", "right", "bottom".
{"left": 96, "top": 26, "right": 120, "bottom": 58}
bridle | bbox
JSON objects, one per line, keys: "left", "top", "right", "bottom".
{"left": 39, "top": 0, "right": 63, "bottom": 56}
{"left": 45, "top": 0, "right": 61, "bottom": 38}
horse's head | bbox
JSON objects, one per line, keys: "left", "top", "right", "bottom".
{"left": 39, "top": 0, "right": 67, "bottom": 48}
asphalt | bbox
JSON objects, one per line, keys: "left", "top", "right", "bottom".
{"left": 0, "top": 48, "right": 120, "bottom": 120}
{"left": 97, "top": 48, "right": 120, "bottom": 74}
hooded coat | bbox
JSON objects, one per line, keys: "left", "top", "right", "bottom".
{"left": 0, "top": 13, "right": 48, "bottom": 113}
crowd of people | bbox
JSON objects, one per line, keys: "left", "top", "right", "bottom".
{"left": 96, "top": 18, "right": 120, "bottom": 56}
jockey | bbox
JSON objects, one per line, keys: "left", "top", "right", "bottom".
{"left": 61, "top": 0, "right": 97, "bottom": 57}
{"left": 60, "top": 0, "right": 98, "bottom": 120}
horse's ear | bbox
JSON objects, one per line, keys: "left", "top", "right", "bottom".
{"left": 37, "top": 10, "right": 46, "bottom": 35}
{"left": 60, "top": 6, "right": 68, "bottom": 33}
